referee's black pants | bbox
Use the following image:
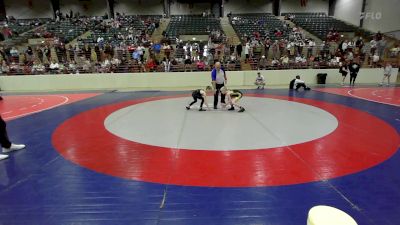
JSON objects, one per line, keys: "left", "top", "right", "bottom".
{"left": 214, "top": 83, "right": 226, "bottom": 107}
{"left": 0, "top": 116, "right": 11, "bottom": 149}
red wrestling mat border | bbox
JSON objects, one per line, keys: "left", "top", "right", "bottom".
{"left": 52, "top": 94, "right": 399, "bottom": 187}
{"left": 315, "top": 87, "right": 400, "bottom": 107}
{"left": 0, "top": 93, "right": 101, "bottom": 121}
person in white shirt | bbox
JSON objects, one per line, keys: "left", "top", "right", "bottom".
{"left": 137, "top": 45, "right": 145, "bottom": 62}
{"left": 307, "top": 40, "right": 315, "bottom": 58}
{"left": 271, "top": 58, "right": 279, "bottom": 66}
{"left": 281, "top": 55, "right": 289, "bottom": 65}
{"left": 69, "top": 60, "right": 77, "bottom": 74}
{"left": 255, "top": 72, "right": 265, "bottom": 89}
{"left": 244, "top": 43, "right": 250, "bottom": 62}
{"left": 389, "top": 46, "right": 399, "bottom": 58}
{"left": 32, "top": 61, "right": 45, "bottom": 74}
{"left": 370, "top": 38, "right": 377, "bottom": 55}
{"left": 103, "top": 59, "right": 110, "bottom": 67}
{"left": 111, "top": 57, "right": 121, "bottom": 66}
{"left": 372, "top": 53, "right": 379, "bottom": 67}
{"left": 295, "top": 55, "right": 303, "bottom": 63}
{"left": 291, "top": 75, "right": 310, "bottom": 91}
{"left": 380, "top": 62, "right": 393, "bottom": 86}
{"left": 211, "top": 62, "right": 227, "bottom": 109}
{"left": 10, "top": 47, "right": 19, "bottom": 57}
{"left": 347, "top": 51, "right": 354, "bottom": 61}
{"left": 49, "top": 61, "right": 60, "bottom": 73}
{"left": 342, "top": 40, "right": 348, "bottom": 53}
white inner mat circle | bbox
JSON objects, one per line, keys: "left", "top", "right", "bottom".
{"left": 104, "top": 97, "right": 338, "bottom": 151}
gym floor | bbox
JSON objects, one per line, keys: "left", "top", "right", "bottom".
{"left": 0, "top": 87, "right": 399, "bottom": 225}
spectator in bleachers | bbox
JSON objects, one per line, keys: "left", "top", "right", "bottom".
{"left": 270, "top": 41, "right": 278, "bottom": 59}
{"left": 80, "top": 59, "right": 91, "bottom": 73}
{"left": 258, "top": 55, "right": 268, "bottom": 70}
{"left": 25, "top": 46, "right": 33, "bottom": 62}
{"left": 101, "top": 58, "right": 111, "bottom": 72}
{"left": 389, "top": 44, "right": 399, "bottom": 58}
{"left": 111, "top": 57, "right": 121, "bottom": 66}
{"left": 236, "top": 43, "right": 242, "bottom": 59}
{"left": 355, "top": 37, "right": 364, "bottom": 49}
{"left": 162, "top": 57, "right": 171, "bottom": 72}
{"left": 370, "top": 38, "right": 377, "bottom": 55}
{"left": 281, "top": 55, "right": 289, "bottom": 66}
{"left": 0, "top": 47, "right": 6, "bottom": 62}
{"left": 287, "top": 41, "right": 295, "bottom": 58}
{"left": 32, "top": 60, "right": 45, "bottom": 75}
{"left": 307, "top": 39, "right": 315, "bottom": 58}
{"left": 244, "top": 42, "right": 250, "bottom": 62}
{"left": 371, "top": 52, "right": 380, "bottom": 67}
{"left": 145, "top": 58, "right": 157, "bottom": 72}
{"left": 153, "top": 42, "right": 161, "bottom": 55}
{"left": 184, "top": 56, "right": 192, "bottom": 66}
{"left": 196, "top": 59, "right": 206, "bottom": 71}
{"left": 278, "top": 40, "right": 286, "bottom": 58}
{"left": 10, "top": 47, "right": 18, "bottom": 58}
{"left": 263, "top": 38, "right": 271, "bottom": 59}
{"left": 68, "top": 60, "right": 77, "bottom": 74}
{"left": 346, "top": 50, "right": 354, "bottom": 61}
{"left": 132, "top": 49, "right": 140, "bottom": 61}
{"left": 375, "top": 31, "right": 383, "bottom": 41}
{"left": 1, "top": 61, "right": 9, "bottom": 75}
{"left": 275, "top": 29, "right": 283, "bottom": 38}
{"left": 9, "top": 61, "right": 20, "bottom": 73}
{"left": 271, "top": 58, "right": 280, "bottom": 67}
{"left": 339, "top": 40, "right": 348, "bottom": 54}
{"left": 295, "top": 54, "right": 306, "bottom": 64}
{"left": 49, "top": 60, "right": 60, "bottom": 74}
{"left": 377, "top": 37, "right": 387, "bottom": 57}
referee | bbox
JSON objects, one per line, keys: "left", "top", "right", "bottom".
{"left": 211, "top": 62, "right": 227, "bottom": 109}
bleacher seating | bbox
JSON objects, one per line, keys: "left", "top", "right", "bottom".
{"left": 44, "top": 20, "right": 96, "bottom": 43}
{"left": 230, "top": 13, "right": 289, "bottom": 42}
{"left": 282, "top": 12, "right": 374, "bottom": 40}
{"left": 165, "top": 15, "right": 223, "bottom": 43}
{"left": 1, "top": 18, "right": 51, "bottom": 46}
{"left": 86, "top": 15, "right": 161, "bottom": 46}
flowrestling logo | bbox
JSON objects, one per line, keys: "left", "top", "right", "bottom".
{"left": 360, "top": 12, "right": 382, "bottom": 20}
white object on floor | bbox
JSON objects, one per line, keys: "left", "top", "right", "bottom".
{"left": 307, "top": 205, "right": 358, "bottom": 225}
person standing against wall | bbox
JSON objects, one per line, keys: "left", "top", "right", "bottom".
{"left": 380, "top": 62, "right": 393, "bottom": 86}
{"left": 348, "top": 59, "right": 361, "bottom": 87}
{"left": 339, "top": 61, "right": 349, "bottom": 85}
{"left": 211, "top": 62, "right": 227, "bottom": 109}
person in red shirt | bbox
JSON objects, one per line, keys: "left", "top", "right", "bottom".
{"left": 196, "top": 60, "right": 205, "bottom": 71}
{"left": 146, "top": 58, "right": 157, "bottom": 72}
